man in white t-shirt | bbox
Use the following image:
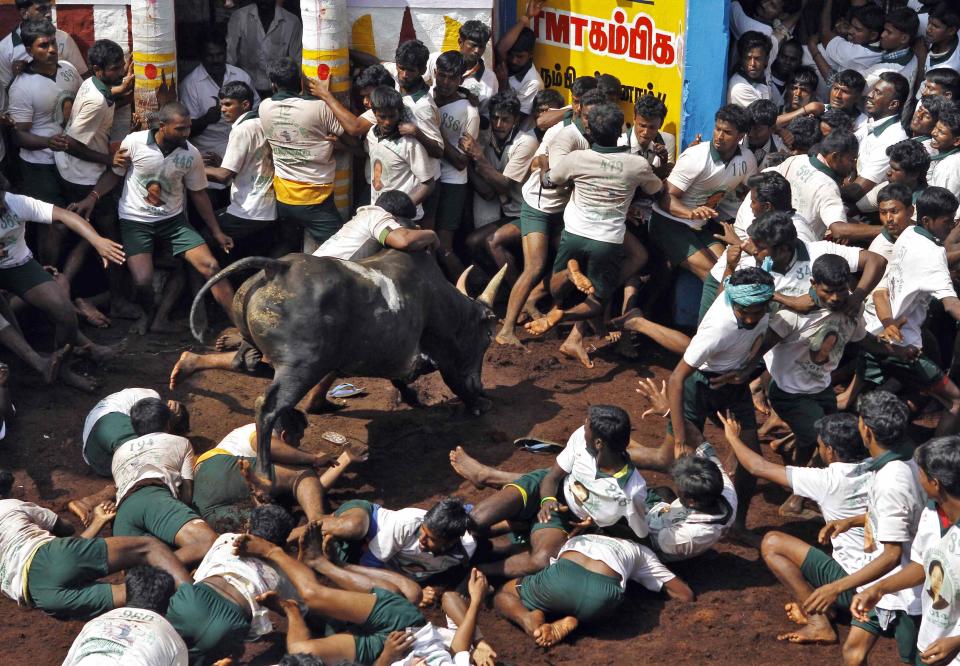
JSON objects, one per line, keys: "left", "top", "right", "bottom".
{"left": 424, "top": 20, "right": 498, "bottom": 117}
{"left": 496, "top": 7, "right": 543, "bottom": 129}
{"left": 83, "top": 101, "right": 236, "bottom": 335}
{"left": 719, "top": 410, "right": 874, "bottom": 645}
{"left": 649, "top": 104, "right": 757, "bottom": 281}
{"left": 856, "top": 139, "right": 931, "bottom": 216}
{"left": 861, "top": 8, "right": 921, "bottom": 92}
{"left": 109, "top": 397, "right": 217, "bottom": 566}
{"left": 809, "top": 3, "right": 884, "bottom": 74}
{"left": 921, "top": 5, "right": 960, "bottom": 93}
{"left": 727, "top": 31, "right": 774, "bottom": 107}
{"left": 929, "top": 107, "right": 960, "bottom": 195}
{"left": 495, "top": 534, "right": 693, "bottom": 647}
{"left": 62, "top": 564, "right": 188, "bottom": 666}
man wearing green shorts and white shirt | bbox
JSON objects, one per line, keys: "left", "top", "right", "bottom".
{"left": 111, "top": 398, "right": 217, "bottom": 566}
{"left": 649, "top": 104, "right": 756, "bottom": 281}
{"left": 82, "top": 387, "right": 173, "bottom": 477}
{"left": 862, "top": 187, "right": 960, "bottom": 436}
{"left": 495, "top": 534, "right": 693, "bottom": 648}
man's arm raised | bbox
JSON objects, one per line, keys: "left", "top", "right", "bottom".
{"left": 717, "top": 410, "right": 789, "bottom": 487}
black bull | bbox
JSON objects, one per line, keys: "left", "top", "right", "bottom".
{"left": 189, "top": 251, "right": 507, "bottom": 476}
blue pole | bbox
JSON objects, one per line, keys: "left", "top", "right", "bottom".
{"left": 498, "top": 0, "right": 517, "bottom": 39}
{"left": 681, "top": 0, "right": 730, "bottom": 149}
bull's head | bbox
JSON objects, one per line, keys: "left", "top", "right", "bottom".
{"left": 451, "top": 264, "right": 508, "bottom": 414}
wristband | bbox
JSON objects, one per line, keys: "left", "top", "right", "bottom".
{"left": 540, "top": 496, "right": 557, "bottom": 506}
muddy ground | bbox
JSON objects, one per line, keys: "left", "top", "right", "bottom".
{"left": 0, "top": 320, "right": 900, "bottom": 665}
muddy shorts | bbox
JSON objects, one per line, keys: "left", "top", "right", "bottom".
{"left": 666, "top": 369, "right": 757, "bottom": 435}
{"left": 120, "top": 213, "right": 206, "bottom": 257}
{"left": 113, "top": 485, "right": 201, "bottom": 546}
{"left": 83, "top": 412, "right": 137, "bottom": 477}
{"left": 799, "top": 547, "right": 853, "bottom": 624}
{"left": 26, "top": 537, "right": 113, "bottom": 620}
{"left": 551, "top": 230, "right": 623, "bottom": 301}
{"left": 352, "top": 587, "right": 426, "bottom": 664}
{"left": 192, "top": 453, "right": 255, "bottom": 522}
{"left": 518, "top": 557, "right": 624, "bottom": 622}
{"left": 19, "top": 161, "right": 63, "bottom": 206}
{"left": 519, "top": 202, "right": 562, "bottom": 237}
{"left": 0, "top": 258, "right": 54, "bottom": 297}
{"left": 852, "top": 608, "right": 919, "bottom": 664}
{"left": 277, "top": 197, "right": 343, "bottom": 245}
{"left": 648, "top": 211, "right": 722, "bottom": 268}
{"left": 436, "top": 182, "right": 469, "bottom": 231}
{"left": 859, "top": 351, "right": 946, "bottom": 393}
{"left": 167, "top": 581, "right": 250, "bottom": 665}
{"left": 769, "top": 382, "right": 837, "bottom": 454}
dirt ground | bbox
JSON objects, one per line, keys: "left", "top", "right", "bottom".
{"left": 0, "top": 319, "right": 901, "bottom": 665}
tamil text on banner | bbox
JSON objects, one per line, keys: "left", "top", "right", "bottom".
{"left": 521, "top": 0, "right": 685, "bottom": 155}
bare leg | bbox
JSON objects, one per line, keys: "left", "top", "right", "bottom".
{"left": 610, "top": 309, "right": 690, "bottom": 355}
{"left": 182, "top": 244, "right": 236, "bottom": 326}
{"left": 151, "top": 265, "right": 187, "bottom": 333}
{"left": 498, "top": 232, "right": 548, "bottom": 346}
{"left": 104, "top": 535, "right": 192, "bottom": 586}
{"left": 479, "top": 526, "right": 567, "bottom": 578}
{"left": 258, "top": 591, "right": 358, "bottom": 662}
{"left": 449, "top": 446, "right": 520, "bottom": 489}
{"left": 929, "top": 378, "right": 960, "bottom": 436}
{"left": 729, "top": 427, "right": 763, "bottom": 547}
{"left": 303, "top": 373, "right": 345, "bottom": 414}
{"left": 437, "top": 230, "right": 467, "bottom": 282}
{"left": 841, "top": 627, "right": 880, "bottom": 666}
{"left": 679, "top": 244, "right": 722, "bottom": 281}
{"left": 559, "top": 321, "right": 593, "bottom": 369}
{"left": 318, "top": 449, "right": 363, "bottom": 490}
{"left": 495, "top": 577, "right": 578, "bottom": 647}
{"left": 172, "top": 518, "right": 218, "bottom": 566}
{"left": 68, "top": 484, "right": 116, "bottom": 526}
{"left": 169, "top": 350, "right": 236, "bottom": 389}
{"left": 126, "top": 253, "right": 157, "bottom": 336}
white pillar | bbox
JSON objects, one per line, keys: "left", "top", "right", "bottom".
{"left": 302, "top": 0, "right": 351, "bottom": 222}
{"left": 131, "top": 0, "right": 177, "bottom": 119}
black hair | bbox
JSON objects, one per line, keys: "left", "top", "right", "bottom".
{"left": 787, "top": 65, "right": 819, "bottom": 93}
{"left": 0, "top": 469, "right": 13, "bottom": 498}
{"left": 202, "top": 36, "right": 228, "bottom": 55}
{"left": 820, "top": 128, "right": 859, "bottom": 156}
{"left": 776, "top": 37, "right": 803, "bottom": 58}
{"left": 570, "top": 75, "right": 598, "bottom": 99}
{"left": 87, "top": 39, "right": 125, "bottom": 72}
{"left": 220, "top": 80, "right": 255, "bottom": 106}
{"left": 278, "top": 656, "right": 326, "bottom": 666}
{"left": 588, "top": 404, "right": 631, "bottom": 453}
{"left": 587, "top": 103, "right": 624, "bottom": 147}
{"left": 267, "top": 57, "right": 301, "bottom": 92}
{"left": 490, "top": 89, "right": 522, "bottom": 118}
{"left": 916, "top": 185, "right": 959, "bottom": 222}
{"left": 249, "top": 504, "right": 296, "bottom": 546}
{"left": 374, "top": 190, "right": 417, "bottom": 219}
{"left": 748, "top": 171, "right": 792, "bottom": 211}
{"left": 833, "top": 69, "right": 866, "bottom": 94}
{"left": 671, "top": 456, "right": 724, "bottom": 512}
{"left": 814, "top": 413, "right": 867, "bottom": 463}
{"left": 925, "top": 67, "right": 960, "bottom": 98}
{"left": 877, "top": 182, "right": 914, "bottom": 208}
{"left": 395, "top": 39, "right": 429, "bottom": 71}
{"left": 130, "top": 398, "right": 173, "bottom": 436}
{"left": 919, "top": 95, "right": 954, "bottom": 126}
{"left": 596, "top": 73, "right": 622, "bottom": 100}
{"left": 886, "top": 139, "right": 932, "bottom": 178}
{"left": 939, "top": 105, "right": 960, "bottom": 136}
{"left": 533, "top": 88, "right": 564, "bottom": 111}
{"left": 886, "top": 7, "right": 920, "bottom": 37}
{"left": 273, "top": 408, "right": 308, "bottom": 437}
{"left": 715, "top": 103, "right": 751, "bottom": 133}
{"left": 579, "top": 88, "right": 607, "bottom": 110}
{"left": 20, "top": 18, "right": 54, "bottom": 49}
{"left": 786, "top": 115, "right": 822, "bottom": 152}
{"left": 15, "top": 0, "right": 40, "bottom": 10}
{"left": 747, "top": 209, "right": 798, "bottom": 247}
{"left": 916, "top": 436, "right": 960, "bottom": 497}
{"left": 738, "top": 30, "right": 773, "bottom": 59}
{"left": 821, "top": 107, "right": 854, "bottom": 133}
{"left": 879, "top": 71, "right": 911, "bottom": 110}
{"left": 857, "top": 390, "right": 910, "bottom": 447}
{"left": 459, "top": 20, "right": 491, "bottom": 46}
{"left": 931, "top": 1, "right": 960, "bottom": 30}
{"left": 729, "top": 265, "right": 776, "bottom": 289}
{"left": 747, "top": 98, "right": 778, "bottom": 128}
{"left": 168, "top": 401, "right": 190, "bottom": 436}
{"left": 423, "top": 497, "right": 473, "bottom": 542}
{"left": 124, "top": 565, "right": 176, "bottom": 615}
{"left": 435, "top": 50, "right": 465, "bottom": 77}
{"left": 851, "top": 4, "right": 884, "bottom": 34}
{"left": 355, "top": 64, "right": 395, "bottom": 91}
{"left": 811, "top": 253, "right": 850, "bottom": 288}
{"left": 634, "top": 94, "right": 667, "bottom": 122}
{"left": 370, "top": 86, "right": 404, "bottom": 114}
{"left": 510, "top": 27, "right": 536, "bottom": 54}
{"left": 159, "top": 101, "right": 191, "bottom": 125}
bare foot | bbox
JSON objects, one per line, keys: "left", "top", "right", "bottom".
{"left": 533, "top": 616, "right": 579, "bottom": 647}
{"left": 449, "top": 446, "right": 492, "bottom": 489}
{"left": 751, "top": 387, "right": 770, "bottom": 415}
{"left": 560, "top": 336, "right": 594, "bottom": 369}
{"left": 524, "top": 308, "right": 563, "bottom": 336}
{"left": 61, "top": 365, "right": 99, "bottom": 392}
{"left": 255, "top": 590, "right": 298, "bottom": 614}
{"left": 298, "top": 521, "right": 326, "bottom": 563}
{"left": 566, "top": 259, "right": 594, "bottom": 295}
{"left": 41, "top": 345, "right": 70, "bottom": 385}
{"left": 777, "top": 615, "right": 838, "bottom": 644}
{"left": 785, "top": 602, "right": 808, "bottom": 626}
{"left": 236, "top": 458, "right": 274, "bottom": 503}
{"left": 169, "top": 351, "right": 198, "bottom": 390}
{"left": 519, "top": 301, "right": 545, "bottom": 324}
{"left": 216, "top": 331, "right": 243, "bottom": 351}
{"left": 495, "top": 328, "right": 525, "bottom": 348}
{"left": 68, "top": 498, "right": 94, "bottom": 526}
{"left": 779, "top": 495, "right": 820, "bottom": 520}
{"left": 75, "top": 298, "right": 111, "bottom": 328}
{"left": 110, "top": 297, "right": 143, "bottom": 320}
{"left": 150, "top": 318, "right": 187, "bottom": 334}
{"left": 80, "top": 340, "right": 126, "bottom": 364}
{"left": 609, "top": 307, "right": 644, "bottom": 331}
{"left": 771, "top": 433, "right": 796, "bottom": 462}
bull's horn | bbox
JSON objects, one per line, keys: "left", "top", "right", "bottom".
{"left": 456, "top": 265, "right": 474, "bottom": 296}
{"left": 477, "top": 264, "right": 508, "bottom": 309}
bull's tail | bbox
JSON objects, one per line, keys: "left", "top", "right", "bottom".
{"left": 190, "top": 256, "right": 289, "bottom": 342}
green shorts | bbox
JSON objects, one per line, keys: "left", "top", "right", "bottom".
{"left": 120, "top": 213, "right": 206, "bottom": 257}
{"left": 19, "top": 161, "right": 63, "bottom": 206}
{"left": 552, "top": 230, "right": 623, "bottom": 301}
{"left": 799, "top": 547, "right": 853, "bottom": 624}
{"left": 26, "top": 537, "right": 113, "bottom": 620}
{"left": 667, "top": 368, "right": 758, "bottom": 435}
{"left": 648, "top": 211, "right": 722, "bottom": 267}
{"left": 329, "top": 499, "right": 377, "bottom": 565}
{"left": 852, "top": 609, "right": 920, "bottom": 664}
{"left": 436, "top": 182, "right": 469, "bottom": 231}
{"left": 860, "top": 350, "right": 946, "bottom": 393}
{"left": 502, "top": 468, "right": 576, "bottom": 537}
{"left": 277, "top": 197, "right": 343, "bottom": 245}
{"left": 518, "top": 557, "right": 624, "bottom": 622}
{"left": 0, "top": 258, "right": 54, "bottom": 297}
{"left": 167, "top": 582, "right": 250, "bottom": 665}
{"left": 192, "top": 454, "right": 255, "bottom": 522}
{"left": 519, "top": 201, "right": 562, "bottom": 237}
{"left": 353, "top": 587, "right": 426, "bottom": 664}
{"left": 114, "top": 485, "right": 202, "bottom": 546}
{"left": 83, "top": 412, "right": 137, "bottom": 477}
{"left": 769, "top": 381, "right": 837, "bottom": 453}
{"left": 215, "top": 210, "right": 274, "bottom": 240}
{"left": 699, "top": 273, "right": 721, "bottom": 323}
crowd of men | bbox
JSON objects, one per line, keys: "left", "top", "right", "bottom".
{"left": 3, "top": 0, "right": 960, "bottom": 663}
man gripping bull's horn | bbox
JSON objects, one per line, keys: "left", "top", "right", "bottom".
{"left": 170, "top": 190, "right": 508, "bottom": 476}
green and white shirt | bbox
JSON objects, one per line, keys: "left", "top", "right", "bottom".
{"left": 366, "top": 128, "right": 434, "bottom": 221}
{"left": 0, "top": 193, "right": 53, "bottom": 269}
{"left": 8, "top": 61, "right": 81, "bottom": 165}
{"left": 0, "top": 499, "right": 57, "bottom": 605}
{"left": 437, "top": 97, "right": 480, "bottom": 184}
{"left": 62, "top": 607, "right": 188, "bottom": 665}
{"left": 913, "top": 505, "right": 960, "bottom": 664}
{"left": 221, "top": 110, "right": 276, "bottom": 222}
